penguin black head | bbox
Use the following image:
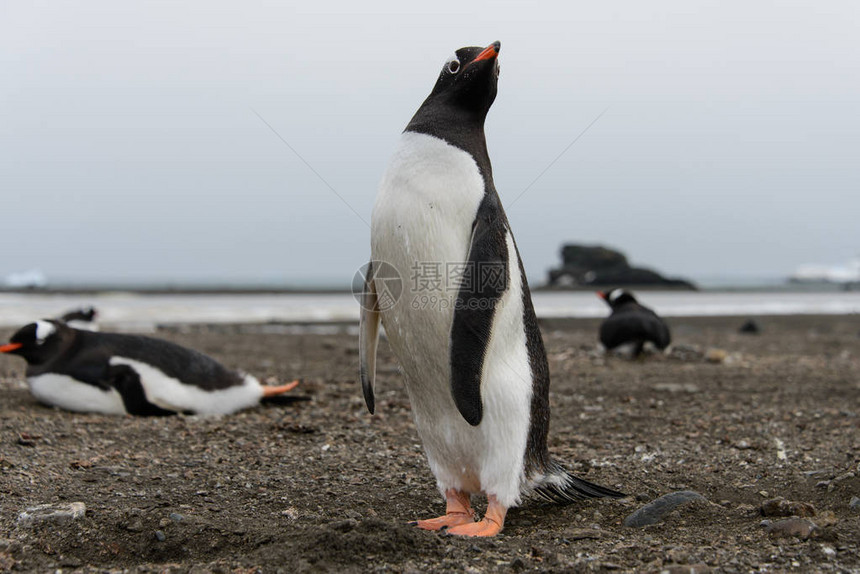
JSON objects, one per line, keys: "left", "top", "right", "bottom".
{"left": 78, "top": 306, "right": 97, "bottom": 321}
{"left": 427, "top": 41, "right": 501, "bottom": 117}
{"left": 0, "top": 320, "right": 72, "bottom": 365}
{"left": 61, "top": 306, "right": 97, "bottom": 322}
{"left": 598, "top": 288, "right": 638, "bottom": 309}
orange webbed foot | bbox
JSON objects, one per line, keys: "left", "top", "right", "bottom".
{"left": 411, "top": 489, "right": 475, "bottom": 531}
{"left": 445, "top": 517, "right": 503, "bottom": 537}
{"left": 446, "top": 494, "right": 506, "bottom": 538}
{"left": 413, "top": 512, "right": 475, "bottom": 531}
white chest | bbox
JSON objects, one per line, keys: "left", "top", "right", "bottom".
{"left": 372, "top": 131, "right": 486, "bottom": 274}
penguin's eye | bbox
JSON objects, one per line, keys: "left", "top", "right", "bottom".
{"left": 447, "top": 59, "right": 460, "bottom": 74}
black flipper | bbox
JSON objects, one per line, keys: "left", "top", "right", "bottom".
{"left": 450, "top": 194, "right": 509, "bottom": 426}
{"left": 359, "top": 261, "right": 381, "bottom": 414}
{"left": 106, "top": 364, "right": 176, "bottom": 417}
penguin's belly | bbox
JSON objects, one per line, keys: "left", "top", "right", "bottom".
{"left": 28, "top": 373, "right": 127, "bottom": 415}
{"left": 371, "top": 132, "right": 533, "bottom": 505}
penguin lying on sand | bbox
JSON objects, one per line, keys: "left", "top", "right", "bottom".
{"left": 0, "top": 320, "right": 298, "bottom": 416}
{"left": 360, "top": 42, "right": 624, "bottom": 538}
{"left": 597, "top": 288, "right": 671, "bottom": 357}
{"left": 59, "top": 306, "right": 99, "bottom": 331}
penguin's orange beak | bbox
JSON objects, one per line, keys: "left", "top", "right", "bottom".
{"left": 474, "top": 41, "right": 500, "bottom": 62}
{"left": 0, "top": 342, "right": 22, "bottom": 353}
{"left": 596, "top": 291, "right": 607, "bottom": 300}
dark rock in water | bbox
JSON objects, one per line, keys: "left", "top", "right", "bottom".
{"left": 739, "top": 319, "right": 761, "bottom": 334}
{"left": 547, "top": 244, "right": 696, "bottom": 289}
{"left": 760, "top": 497, "right": 816, "bottom": 518}
{"left": 562, "top": 244, "right": 629, "bottom": 270}
{"left": 623, "top": 491, "right": 706, "bottom": 527}
{"left": 766, "top": 518, "right": 817, "bottom": 539}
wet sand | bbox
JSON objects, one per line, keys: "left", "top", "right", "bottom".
{"left": 0, "top": 314, "right": 858, "bottom": 572}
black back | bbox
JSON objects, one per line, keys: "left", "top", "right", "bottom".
{"left": 600, "top": 300, "right": 672, "bottom": 351}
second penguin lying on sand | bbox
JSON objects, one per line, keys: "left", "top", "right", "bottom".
{"left": 0, "top": 320, "right": 299, "bottom": 416}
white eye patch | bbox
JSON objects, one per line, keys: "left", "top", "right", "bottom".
{"left": 608, "top": 289, "right": 622, "bottom": 303}
{"left": 35, "top": 321, "right": 56, "bottom": 344}
{"left": 445, "top": 53, "right": 460, "bottom": 74}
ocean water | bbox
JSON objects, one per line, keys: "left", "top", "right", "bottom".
{"left": 0, "top": 290, "right": 858, "bottom": 330}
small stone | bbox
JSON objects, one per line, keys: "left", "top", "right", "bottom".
{"left": 849, "top": 496, "right": 860, "bottom": 512}
{"left": 660, "top": 564, "right": 712, "bottom": 574}
{"left": 766, "top": 518, "right": 817, "bottom": 539}
{"left": 562, "top": 528, "right": 603, "bottom": 540}
{"left": 652, "top": 383, "right": 700, "bottom": 394}
{"left": 0, "top": 553, "right": 16, "bottom": 571}
{"left": 623, "top": 491, "right": 706, "bottom": 527}
{"left": 169, "top": 512, "right": 184, "bottom": 522}
{"left": 668, "top": 344, "right": 704, "bottom": 361}
{"left": 705, "top": 348, "right": 728, "bottom": 363}
{"left": 815, "top": 510, "right": 839, "bottom": 528}
{"left": 761, "top": 497, "right": 816, "bottom": 518}
{"left": 17, "top": 502, "right": 86, "bottom": 527}
{"left": 154, "top": 530, "right": 166, "bottom": 542}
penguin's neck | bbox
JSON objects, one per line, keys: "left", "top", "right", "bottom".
{"left": 405, "top": 101, "right": 493, "bottom": 183}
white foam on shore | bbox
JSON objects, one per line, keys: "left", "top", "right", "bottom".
{"left": 0, "top": 291, "right": 858, "bottom": 330}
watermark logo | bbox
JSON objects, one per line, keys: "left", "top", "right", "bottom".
{"left": 353, "top": 261, "right": 403, "bottom": 312}
{"left": 354, "top": 260, "right": 508, "bottom": 312}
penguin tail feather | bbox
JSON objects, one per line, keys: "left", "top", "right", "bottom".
{"left": 531, "top": 461, "right": 626, "bottom": 504}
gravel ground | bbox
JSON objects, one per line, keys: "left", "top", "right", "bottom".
{"left": 0, "top": 314, "right": 858, "bottom": 573}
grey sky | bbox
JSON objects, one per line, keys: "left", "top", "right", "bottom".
{"left": 3, "top": 1, "right": 858, "bottom": 286}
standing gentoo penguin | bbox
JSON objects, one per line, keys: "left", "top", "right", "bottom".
{"left": 0, "top": 320, "right": 299, "bottom": 416}
{"left": 58, "top": 306, "right": 99, "bottom": 331}
{"left": 597, "top": 288, "right": 671, "bottom": 357}
{"left": 360, "top": 42, "right": 624, "bottom": 537}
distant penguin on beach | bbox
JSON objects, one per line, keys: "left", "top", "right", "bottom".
{"left": 59, "top": 306, "right": 99, "bottom": 331}
{"left": 597, "top": 289, "right": 671, "bottom": 357}
{"left": 360, "top": 41, "right": 624, "bottom": 538}
{"left": 0, "top": 320, "right": 299, "bottom": 416}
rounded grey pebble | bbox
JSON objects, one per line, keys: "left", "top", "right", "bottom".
{"left": 155, "top": 530, "right": 166, "bottom": 542}
{"left": 623, "top": 491, "right": 706, "bottom": 527}
{"left": 849, "top": 496, "right": 860, "bottom": 512}
{"left": 169, "top": 512, "right": 184, "bottom": 522}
